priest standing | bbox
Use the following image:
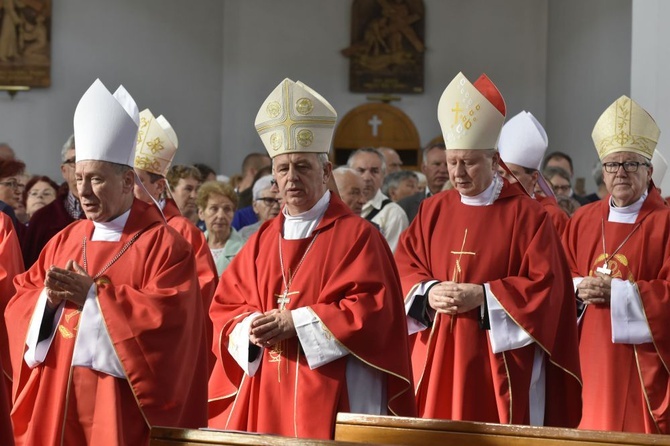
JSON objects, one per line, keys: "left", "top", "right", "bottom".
{"left": 5, "top": 79, "right": 208, "bottom": 445}
{"left": 208, "top": 78, "right": 416, "bottom": 439}
{"left": 562, "top": 96, "right": 670, "bottom": 433}
{"left": 395, "top": 72, "right": 582, "bottom": 427}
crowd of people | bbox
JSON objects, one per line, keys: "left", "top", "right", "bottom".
{"left": 0, "top": 72, "right": 669, "bottom": 445}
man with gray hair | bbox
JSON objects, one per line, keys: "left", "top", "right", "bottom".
{"left": 22, "top": 134, "right": 85, "bottom": 268}
{"left": 348, "top": 147, "right": 408, "bottom": 252}
{"left": 382, "top": 170, "right": 419, "bottom": 202}
{"left": 332, "top": 166, "right": 366, "bottom": 216}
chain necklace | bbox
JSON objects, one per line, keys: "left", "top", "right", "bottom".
{"left": 81, "top": 231, "right": 144, "bottom": 280}
{"left": 276, "top": 230, "right": 321, "bottom": 311}
{"left": 596, "top": 218, "right": 641, "bottom": 276}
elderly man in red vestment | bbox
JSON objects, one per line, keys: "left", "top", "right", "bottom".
{"left": 4, "top": 79, "right": 208, "bottom": 446}
{"left": 497, "top": 110, "right": 569, "bottom": 235}
{"left": 132, "top": 108, "right": 218, "bottom": 358}
{"left": 208, "top": 78, "right": 416, "bottom": 439}
{"left": 563, "top": 96, "right": 670, "bottom": 433}
{"left": 1, "top": 211, "right": 22, "bottom": 446}
{"left": 395, "top": 72, "right": 582, "bottom": 427}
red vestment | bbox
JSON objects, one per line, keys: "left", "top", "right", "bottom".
{"left": 208, "top": 195, "right": 416, "bottom": 439}
{"left": 395, "top": 182, "right": 582, "bottom": 427}
{"left": 1, "top": 212, "right": 22, "bottom": 446}
{"left": 163, "top": 198, "right": 218, "bottom": 362}
{"left": 562, "top": 187, "right": 670, "bottom": 433}
{"left": 5, "top": 199, "right": 208, "bottom": 446}
{"left": 536, "top": 194, "right": 569, "bottom": 235}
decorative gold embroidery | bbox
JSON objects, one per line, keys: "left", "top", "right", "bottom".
{"left": 134, "top": 155, "right": 162, "bottom": 173}
{"left": 146, "top": 137, "right": 164, "bottom": 154}
{"left": 296, "top": 129, "right": 313, "bottom": 147}
{"left": 140, "top": 116, "right": 150, "bottom": 129}
{"left": 295, "top": 98, "right": 313, "bottom": 115}
{"left": 270, "top": 132, "right": 283, "bottom": 151}
{"left": 58, "top": 325, "right": 74, "bottom": 339}
{"left": 267, "top": 101, "right": 281, "bottom": 118}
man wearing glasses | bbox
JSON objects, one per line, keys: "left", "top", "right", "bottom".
{"left": 22, "top": 135, "right": 85, "bottom": 268}
{"left": 562, "top": 96, "right": 670, "bottom": 433}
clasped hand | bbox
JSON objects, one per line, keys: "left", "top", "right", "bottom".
{"left": 44, "top": 260, "right": 94, "bottom": 309}
{"left": 428, "top": 281, "right": 484, "bottom": 315}
{"left": 576, "top": 272, "right": 612, "bottom": 305}
{"left": 249, "top": 309, "right": 296, "bottom": 348}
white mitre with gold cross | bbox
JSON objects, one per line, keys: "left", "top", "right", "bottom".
{"left": 133, "top": 109, "right": 178, "bottom": 177}
{"left": 592, "top": 95, "right": 660, "bottom": 160}
{"left": 437, "top": 72, "right": 506, "bottom": 151}
{"left": 74, "top": 79, "right": 139, "bottom": 167}
{"left": 255, "top": 78, "right": 337, "bottom": 158}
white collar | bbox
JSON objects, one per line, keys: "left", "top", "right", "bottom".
{"left": 91, "top": 208, "right": 131, "bottom": 242}
{"left": 608, "top": 193, "right": 647, "bottom": 223}
{"left": 282, "top": 190, "right": 330, "bottom": 240}
{"left": 364, "top": 189, "right": 388, "bottom": 211}
{"left": 460, "top": 174, "right": 503, "bottom": 207}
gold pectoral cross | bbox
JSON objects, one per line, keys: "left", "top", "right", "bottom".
{"left": 275, "top": 289, "right": 299, "bottom": 311}
{"left": 448, "top": 229, "right": 476, "bottom": 332}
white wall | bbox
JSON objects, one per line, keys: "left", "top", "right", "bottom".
{"left": 0, "top": 0, "right": 223, "bottom": 179}
{"left": 221, "top": 0, "right": 549, "bottom": 175}
{"left": 631, "top": 0, "right": 670, "bottom": 193}
{"left": 546, "top": 0, "right": 632, "bottom": 193}
{"left": 1, "top": 0, "right": 635, "bottom": 196}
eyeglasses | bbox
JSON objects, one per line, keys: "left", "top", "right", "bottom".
{"left": 552, "top": 184, "right": 571, "bottom": 193}
{"left": 256, "top": 197, "right": 281, "bottom": 206}
{"left": 603, "top": 161, "right": 650, "bottom": 173}
{"left": 0, "top": 179, "right": 20, "bottom": 190}
{"left": 62, "top": 158, "right": 76, "bottom": 165}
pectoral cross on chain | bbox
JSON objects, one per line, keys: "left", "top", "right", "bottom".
{"left": 275, "top": 289, "right": 299, "bottom": 311}
{"left": 596, "top": 260, "right": 612, "bottom": 276}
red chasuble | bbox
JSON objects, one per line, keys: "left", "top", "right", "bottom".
{"left": 5, "top": 199, "right": 208, "bottom": 446}
{"left": 536, "top": 194, "right": 569, "bottom": 236}
{"left": 208, "top": 195, "right": 416, "bottom": 439}
{"left": 395, "top": 181, "right": 582, "bottom": 427}
{"left": 163, "top": 198, "right": 218, "bottom": 364}
{"left": 1, "top": 212, "right": 22, "bottom": 446}
{"left": 562, "top": 186, "right": 670, "bottom": 433}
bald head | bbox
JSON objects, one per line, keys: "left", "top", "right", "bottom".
{"left": 333, "top": 167, "right": 366, "bottom": 216}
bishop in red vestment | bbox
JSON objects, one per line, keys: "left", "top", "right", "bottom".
{"left": 132, "top": 108, "right": 218, "bottom": 360}
{"left": 563, "top": 95, "right": 670, "bottom": 433}
{"left": 5, "top": 80, "right": 208, "bottom": 446}
{"left": 208, "top": 78, "right": 416, "bottom": 439}
{"left": 1, "top": 211, "right": 22, "bottom": 446}
{"left": 395, "top": 73, "right": 581, "bottom": 427}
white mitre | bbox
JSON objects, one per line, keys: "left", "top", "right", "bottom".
{"left": 134, "top": 109, "right": 178, "bottom": 177}
{"left": 254, "top": 78, "right": 337, "bottom": 158}
{"left": 652, "top": 149, "right": 668, "bottom": 189}
{"left": 437, "top": 72, "right": 506, "bottom": 150}
{"left": 74, "top": 79, "right": 140, "bottom": 167}
{"left": 498, "top": 111, "right": 547, "bottom": 170}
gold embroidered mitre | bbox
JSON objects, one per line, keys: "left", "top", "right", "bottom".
{"left": 437, "top": 72, "right": 506, "bottom": 150}
{"left": 133, "top": 109, "right": 178, "bottom": 177}
{"left": 592, "top": 95, "right": 660, "bottom": 160}
{"left": 254, "top": 78, "right": 337, "bottom": 158}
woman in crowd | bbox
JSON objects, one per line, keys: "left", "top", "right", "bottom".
{"left": 22, "top": 175, "right": 59, "bottom": 221}
{"left": 197, "top": 180, "right": 245, "bottom": 275}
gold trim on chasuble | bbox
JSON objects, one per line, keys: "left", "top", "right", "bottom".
{"left": 310, "top": 307, "right": 413, "bottom": 416}
{"left": 255, "top": 82, "right": 336, "bottom": 153}
{"left": 633, "top": 345, "right": 662, "bottom": 433}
